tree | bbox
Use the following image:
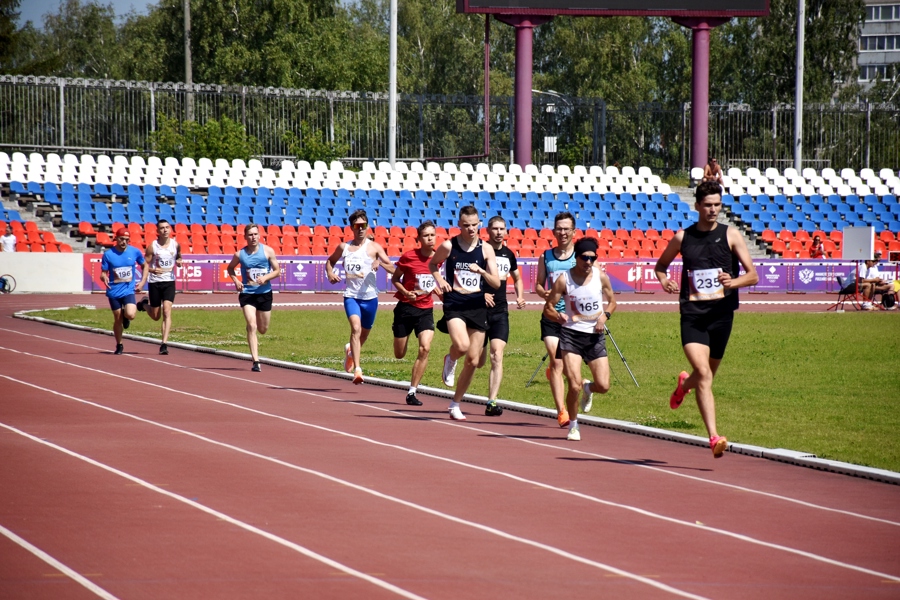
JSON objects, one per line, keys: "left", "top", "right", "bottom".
{"left": 148, "top": 113, "right": 263, "bottom": 161}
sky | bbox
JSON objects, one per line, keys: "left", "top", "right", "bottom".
{"left": 17, "top": 0, "right": 154, "bottom": 27}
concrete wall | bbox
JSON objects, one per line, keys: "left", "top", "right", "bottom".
{"left": 0, "top": 253, "right": 84, "bottom": 293}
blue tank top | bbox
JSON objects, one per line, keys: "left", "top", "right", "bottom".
{"left": 543, "top": 247, "right": 576, "bottom": 312}
{"left": 239, "top": 246, "right": 272, "bottom": 294}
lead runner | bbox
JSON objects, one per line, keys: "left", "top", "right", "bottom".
{"left": 654, "top": 181, "right": 758, "bottom": 458}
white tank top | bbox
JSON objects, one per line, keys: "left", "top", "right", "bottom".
{"left": 148, "top": 239, "right": 179, "bottom": 283}
{"left": 342, "top": 239, "right": 378, "bottom": 300}
{"left": 563, "top": 267, "right": 605, "bottom": 334}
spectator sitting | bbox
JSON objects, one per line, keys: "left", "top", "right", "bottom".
{"left": 809, "top": 236, "right": 826, "bottom": 259}
{"left": 703, "top": 157, "right": 724, "bottom": 185}
{"left": 0, "top": 230, "right": 16, "bottom": 252}
{"left": 859, "top": 252, "right": 892, "bottom": 310}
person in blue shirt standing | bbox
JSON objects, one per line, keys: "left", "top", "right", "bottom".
{"left": 100, "top": 227, "right": 145, "bottom": 355}
{"left": 227, "top": 223, "right": 281, "bottom": 372}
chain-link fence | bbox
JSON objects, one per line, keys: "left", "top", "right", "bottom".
{"left": 1, "top": 75, "right": 898, "bottom": 172}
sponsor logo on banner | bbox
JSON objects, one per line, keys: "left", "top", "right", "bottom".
{"left": 765, "top": 265, "right": 781, "bottom": 283}
{"left": 798, "top": 268, "right": 814, "bottom": 284}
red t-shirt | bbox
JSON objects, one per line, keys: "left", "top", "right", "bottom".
{"left": 394, "top": 248, "right": 439, "bottom": 309}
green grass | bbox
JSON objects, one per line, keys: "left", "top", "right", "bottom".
{"left": 33, "top": 307, "right": 900, "bottom": 472}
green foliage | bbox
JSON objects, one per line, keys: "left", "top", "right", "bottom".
{"left": 34, "top": 308, "right": 900, "bottom": 471}
{"left": 283, "top": 121, "right": 349, "bottom": 165}
{"left": 148, "top": 113, "right": 262, "bottom": 162}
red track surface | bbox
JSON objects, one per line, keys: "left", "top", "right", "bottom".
{"left": 1, "top": 294, "right": 898, "bottom": 599}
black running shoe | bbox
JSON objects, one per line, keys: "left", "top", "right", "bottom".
{"left": 122, "top": 317, "right": 130, "bottom": 329}
{"left": 406, "top": 392, "right": 423, "bottom": 406}
{"left": 159, "top": 343, "right": 168, "bottom": 355}
{"left": 114, "top": 343, "right": 124, "bottom": 355}
{"left": 137, "top": 298, "right": 148, "bottom": 312}
{"left": 485, "top": 401, "right": 503, "bottom": 416}
{"left": 251, "top": 361, "right": 261, "bottom": 372}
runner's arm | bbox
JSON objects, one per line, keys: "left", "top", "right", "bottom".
{"left": 265, "top": 247, "right": 282, "bottom": 284}
{"left": 654, "top": 232, "right": 684, "bottom": 294}
{"left": 535, "top": 253, "right": 550, "bottom": 299}
{"left": 391, "top": 262, "right": 417, "bottom": 300}
{"left": 542, "top": 274, "right": 568, "bottom": 324}
{"left": 511, "top": 267, "right": 526, "bottom": 309}
{"left": 324, "top": 243, "right": 345, "bottom": 284}
{"left": 479, "top": 243, "right": 501, "bottom": 290}
{"left": 597, "top": 271, "right": 617, "bottom": 332}
{"left": 721, "top": 228, "right": 759, "bottom": 289}
{"left": 430, "top": 241, "right": 453, "bottom": 293}
{"left": 374, "top": 244, "right": 396, "bottom": 274}
{"left": 226, "top": 252, "right": 244, "bottom": 292}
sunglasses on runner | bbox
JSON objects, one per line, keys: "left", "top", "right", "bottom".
{"left": 579, "top": 254, "right": 597, "bottom": 262}
{"left": 351, "top": 222, "right": 368, "bottom": 230}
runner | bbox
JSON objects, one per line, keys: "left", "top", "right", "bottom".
{"left": 535, "top": 212, "right": 578, "bottom": 427}
{"left": 391, "top": 221, "right": 440, "bottom": 406}
{"left": 478, "top": 216, "right": 526, "bottom": 416}
{"left": 325, "top": 209, "right": 394, "bottom": 385}
{"left": 99, "top": 227, "right": 145, "bottom": 355}
{"left": 543, "top": 237, "right": 617, "bottom": 441}
{"left": 226, "top": 223, "right": 281, "bottom": 372}
{"left": 136, "top": 219, "right": 182, "bottom": 355}
{"left": 654, "top": 181, "right": 759, "bottom": 458}
{"left": 429, "top": 205, "right": 500, "bottom": 420}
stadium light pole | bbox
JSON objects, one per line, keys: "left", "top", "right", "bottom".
{"left": 388, "top": 0, "right": 398, "bottom": 167}
{"left": 794, "top": 0, "right": 805, "bottom": 171}
{"left": 184, "top": 0, "right": 193, "bottom": 121}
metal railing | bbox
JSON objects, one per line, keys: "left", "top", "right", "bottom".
{"left": 1, "top": 75, "right": 898, "bottom": 172}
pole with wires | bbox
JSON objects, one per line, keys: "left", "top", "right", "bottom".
{"left": 605, "top": 325, "right": 639, "bottom": 387}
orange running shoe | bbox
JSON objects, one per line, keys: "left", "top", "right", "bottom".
{"left": 557, "top": 410, "right": 570, "bottom": 428}
{"left": 353, "top": 367, "right": 364, "bottom": 385}
{"left": 669, "top": 371, "right": 690, "bottom": 409}
{"left": 710, "top": 435, "right": 728, "bottom": 458}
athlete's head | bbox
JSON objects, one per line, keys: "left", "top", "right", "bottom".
{"left": 694, "top": 181, "right": 723, "bottom": 225}
{"left": 574, "top": 237, "right": 599, "bottom": 257}
{"left": 244, "top": 224, "right": 261, "bottom": 244}
{"left": 573, "top": 237, "right": 599, "bottom": 271}
{"left": 553, "top": 212, "right": 575, "bottom": 246}
{"left": 458, "top": 205, "right": 480, "bottom": 240}
{"left": 417, "top": 221, "right": 436, "bottom": 249}
{"left": 156, "top": 219, "right": 171, "bottom": 238}
{"left": 348, "top": 210, "right": 369, "bottom": 237}
{"left": 487, "top": 215, "right": 507, "bottom": 245}
{"left": 114, "top": 227, "right": 129, "bottom": 249}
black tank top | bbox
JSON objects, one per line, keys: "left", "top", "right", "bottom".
{"left": 444, "top": 236, "right": 487, "bottom": 311}
{"left": 679, "top": 223, "right": 740, "bottom": 315}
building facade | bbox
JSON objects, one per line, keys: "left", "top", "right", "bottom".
{"left": 859, "top": 1, "right": 900, "bottom": 84}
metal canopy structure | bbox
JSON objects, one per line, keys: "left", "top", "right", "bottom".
{"left": 458, "top": 1, "right": 771, "bottom": 168}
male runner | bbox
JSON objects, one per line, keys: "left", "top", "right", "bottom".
{"left": 391, "top": 221, "right": 440, "bottom": 406}
{"left": 136, "top": 219, "right": 182, "bottom": 355}
{"left": 226, "top": 223, "right": 281, "bottom": 372}
{"left": 99, "top": 227, "right": 145, "bottom": 355}
{"left": 535, "top": 212, "right": 578, "bottom": 427}
{"left": 655, "top": 181, "right": 758, "bottom": 458}
{"left": 543, "top": 237, "right": 617, "bottom": 441}
{"left": 430, "top": 205, "right": 500, "bottom": 420}
{"left": 326, "top": 209, "right": 394, "bottom": 385}
{"left": 478, "top": 216, "right": 526, "bottom": 416}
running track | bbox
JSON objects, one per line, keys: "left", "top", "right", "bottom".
{"left": 1, "top": 294, "right": 898, "bottom": 599}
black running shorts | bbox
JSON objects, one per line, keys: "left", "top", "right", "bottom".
{"left": 680, "top": 310, "right": 734, "bottom": 360}
{"left": 441, "top": 307, "right": 488, "bottom": 332}
{"left": 239, "top": 291, "right": 273, "bottom": 312}
{"left": 484, "top": 309, "right": 510, "bottom": 345}
{"left": 540, "top": 315, "right": 563, "bottom": 340}
{"left": 555, "top": 327, "right": 608, "bottom": 363}
{"left": 392, "top": 302, "right": 434, "bottom": 338}
{"left": 148, "top": 281, "right": 176, "bottom": 307}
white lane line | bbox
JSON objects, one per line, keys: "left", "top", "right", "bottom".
{"left": 0, "top": 418, "right": 428, "bottom": 600}
{"left": 2, "top": 355, "right": 899, "bottom": 585}
{"left": 0, "top": 524, "right": 121, "bottom": 600}
{"left": 4, "top": 326, "right": 895, "bottom": 529}
{"left": 0, "top": 377, "right": 708, "bottom": 600}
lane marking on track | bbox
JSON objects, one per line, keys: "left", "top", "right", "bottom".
{"left": 0, "top": 419, "right": 428, "bottom": 600}
{"left": 0, "top": 523, "right": 121, "bottom": 600}
{"left": 2, "top": 351, "right": 900, "bottom": 585}
{"left": 0, "top": 377, "right": 710, "bottom": 600}
{"left": 3, "top": 326, "right": 897, "bottom": 529}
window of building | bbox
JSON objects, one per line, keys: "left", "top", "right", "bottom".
{"left": 866, "top": 4, "right": 900, "bottom": 21}
{"left": 859, "top": 64, "right": 895, "bottom": 81}
{"left": 860, "top": 35, "right": 900, "bottom": 50}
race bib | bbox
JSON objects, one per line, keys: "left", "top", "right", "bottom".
{"left": 496, "top": 257, "right": 511, "bottom": 280}
{"left": 344, "top": 256, "right": 367, "bottom": 280}
{"left": 157, "top": 256, "right": 175, "bottom": 270}
{"left": 688, "top": 268, "right": 724, "bottom": 301}
{"left": 453, "top": 267, "right": 482, "bottom": 294}
{"left": 113, "top": 266, "right": 132, "bottom": 283}
{"left": 415, "top": 273, "right": 436, "bottom": 294}
{"left": 248, "top": 267, "right": 268, "bottom": 283}
{"left": 569, "top": 289, "right": 602, "bottom": 322}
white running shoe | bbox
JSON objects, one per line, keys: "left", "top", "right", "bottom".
{"left": 442, "top": 354, "right": 457, "bottom": 387}
{"left": 567, "top": 424, "right": 581, "bottom": 441}
{"left": 581, "top": 380, "right": 593, "bottom": 413}
{"left": 343, "top": 343, "right": 353, "bottom": 373}
{"left": 449, "top": 406, "right": 466, "bottom": 421}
